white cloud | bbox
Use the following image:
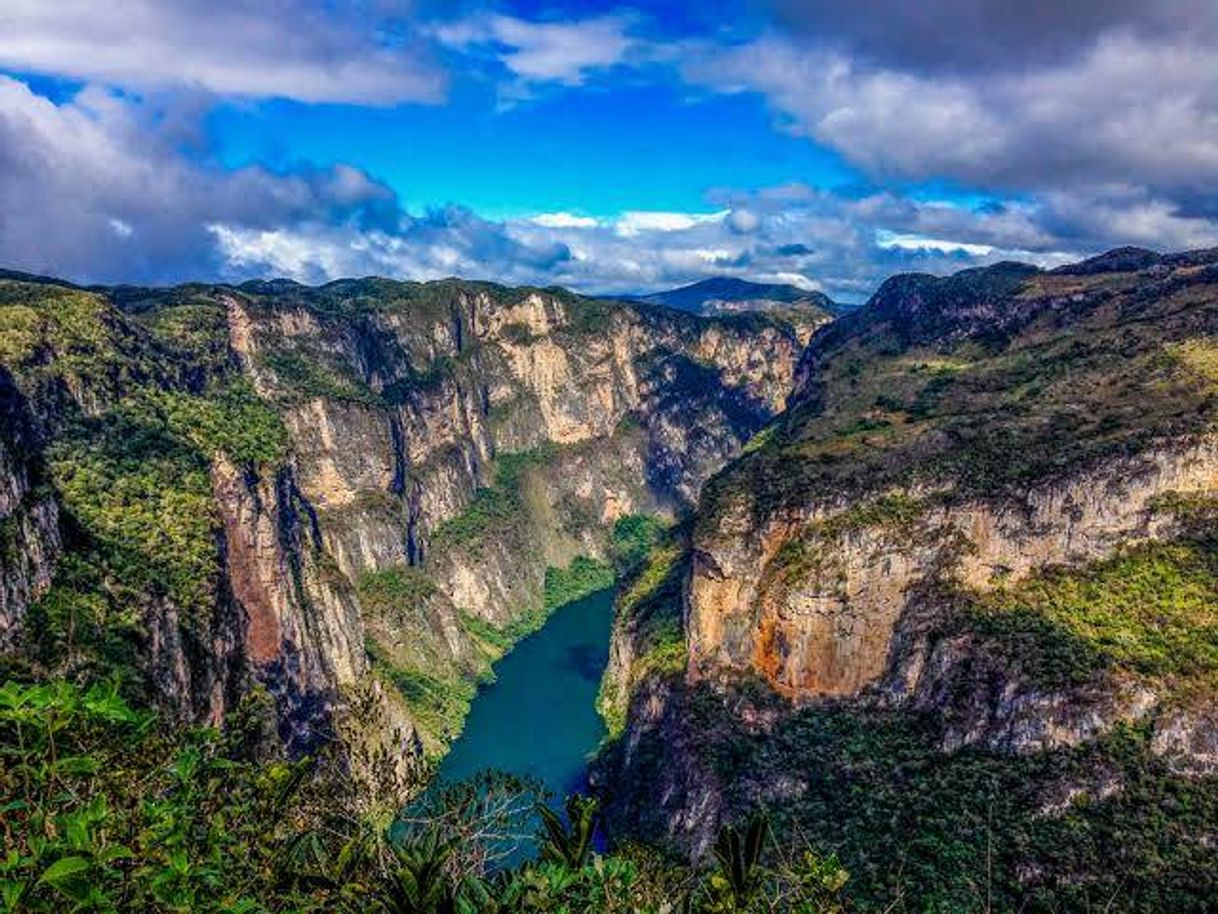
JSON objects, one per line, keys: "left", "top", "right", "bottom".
{"left": 3, "top": 70, "right": 1214, "bottom": 302}
{"left": 876, "top": 231, "right": 994, "bottom": 257}
{"left": 613, "top": 210, "right": 728, "bottom": 236}
{"left": 683, "top": 30, "right": 1218, "bottom": 203}
{"left": 0, "top": 0, "right": 445, "bottom": 104}
{"left": 0, "top": 76, "right": 403, "bottom": 283}
{"left": 530, "top": 212, "right": 601, "bottom": 228}
{"left": 726, "top": 209, "right": 762, "bottom": 234}
{"left": 203, "top": 181, "right": 1141, "bottom": 302}
{"left": 433, "top": 13, "right": 637, "bottom": 87}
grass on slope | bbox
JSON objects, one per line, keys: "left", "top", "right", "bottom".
{"left": 702, "top": 267, "right": 1218, "bottom": 530}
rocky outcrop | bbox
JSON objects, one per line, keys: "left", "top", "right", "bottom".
{"left": 602, "top": 250, "right": 1218, "bottom": 877}
{"left": 0, "top": 368, "right": 60, "bottom": 644}
{"left": 227, "top": 283, "right": 800, "bottom": 631}
{"left": 688, "top": 435, "right": 1218, "bottom": 706}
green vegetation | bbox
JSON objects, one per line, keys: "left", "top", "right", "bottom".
{"left": 39, "top": 378, "right": 290, "bottom": 637}
{"left": 357, "top": 568, "right": 479, "bottom": 750}
{"left": 606, "top": 680, "right": 1218, "bottom": 913}
{"left": 431, "top": 485, "right": 520, "bottom": 551}
{"left": 429, "top": 446, "right": 558, "bottom": 554}
{"left": 360, "top": 550, "right": 615, "bottom": 752}
{"left": 358, "top": 567, "right": 439, "bottom": 614}
{"left": 964, "top": 532, "right": 1218, "bottom": 692}
{"left": 543, "top": 557, "right": 614, "bottom": 612}
{"left": 456, "top": 553, "right": 614, "bottom": 657}
{"left": 609, "top": 514, "right": 667, "bottom": 574}
{"left": 1, "top": 678, "right": 851, "bottom": 913}
{"left": 740, "top": 424, "right": 777, "bottom": 456}
{"left": 48, "top": 410, "right": 220, "bottom": 620}
{"left": 0, "top": 278, "right": 295, "bottom": 713}
{"left": 599, "top": 530, "right": 689, "bottom": 736}
{"left": 373, "top": 653, "right": 476, "bottom": 747}
{"left": 136, "top": 301, "right": 233, "bottom": 374}
{"left": 0, "top": 680, "right": 381, "bottom": 914}
{"left": 598, "top": 262, "right": 1218, "bottom": 911}
{"left": 0, "top": 282, "right": 164, "bottom": 399}
{"left": 133, "top": 382, "right": 289, "bottom": 465}
{"left": 262, "top": 350, "right": 384, "bottom": 407}
{"left": 820, "top": 492, "right": 924, "bottom": 538}
{"left": 457, "top": 611, "right": 517, "bottom": 654}
{"left": 702, "top": 263, "right": 1218, "bottom": 530}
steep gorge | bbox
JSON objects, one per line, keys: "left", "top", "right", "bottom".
{"left": 0, "top": 272, "right": 809, "bottom": 797}
{"left": 598, "top": 249, "right": 1218, "bottom": 909}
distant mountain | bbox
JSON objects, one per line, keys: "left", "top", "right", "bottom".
{"left": 634, "top": 276, "right": 842, "bottom": 318}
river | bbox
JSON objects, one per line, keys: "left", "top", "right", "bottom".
{"left": 434, "top": 586, "right": 616, "bottom": 802}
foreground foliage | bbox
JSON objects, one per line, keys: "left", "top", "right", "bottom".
{"left": 0, "top": 679, "right": 849, "bottom": 913}
{"left": 600, "top": 675, "right": 1218, "bottom": 914}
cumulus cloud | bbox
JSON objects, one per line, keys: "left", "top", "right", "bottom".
{"left": 613, "top": 210, "right": 727, "bottom": 236}
{"left": 5, "top": 71, "right": 1208, "bottom": 298}
{"left": 684, "top": 31, "right": 1218, "bottom": 206}
{"left": 0, "top": 0, "right": 445, "bottom": 104}
{"left": 433, "top": 12, "right": 639, "bottom": 89}
{"left": 5, "top": 0, "right": 1218, "bottom": 304}
{"left": 530, "top": 212, "right": 600, "bottom": 228}
{"left": 764, "top": 0, "right": 1218, "bottom": 75}
{"left": 211, "top": 181, "right": 1180, "bottom": 301}
{"left": 0, "top": 77, "right": 403, "bottom": 282}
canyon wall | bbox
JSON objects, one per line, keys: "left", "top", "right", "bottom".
{"left": 0, "top": 273, "right": 810, "bottom": 796}
{"left": 598, "top": 250, "right": 1218, "bottom": 895}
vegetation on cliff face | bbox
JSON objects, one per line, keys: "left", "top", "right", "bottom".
{"left": 14, "top": 245, "right": 1218, "bottom": 912}
{"left": 543, "top": 556, "right": 614, "bottom": 612}
{"left": 429, "top": 446, "right": 559, "bottom": 555}
{"left": 701, "top": 255, "right": 1218, "bottom": 530}
{"left": 598, "top": 525, "right": 688, "bottom": 738}
{"left": 362, "top": 549, "right": 619, "bottom": 754}
{"left": 601, "top": 678, "right": 1218, "bottom": 913}
{"left": 0, "top": 267, "right": 821, "bottom": 911}
{"left": 601, "top": 251, "right": 1218, "bottom": 911}
{"left": 963, "top": 528, "right": 1218, "bottom": 693}
{"left": 2, "top": 263, "right": 794, "bottom": 766}
{"left": 0, "top": 279, "right": 291, "bottom": 714}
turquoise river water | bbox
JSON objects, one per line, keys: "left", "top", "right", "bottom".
{"left": 434, "top": 587, "right": 616, "bottom": 801}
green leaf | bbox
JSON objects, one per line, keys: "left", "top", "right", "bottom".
{"left": 50, "top": 756, "right": 101, "bottom": 777}
{"left": 38, "top": 855, "right": 90, "bottom": 888}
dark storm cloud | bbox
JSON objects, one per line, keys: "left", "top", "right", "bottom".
{"left": 764, "top": 0, "right": 1218, "bottom": 73}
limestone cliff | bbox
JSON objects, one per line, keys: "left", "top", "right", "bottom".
{"left": 0, "top": 367, "right": 60, "bottom": 645}
{"left": 0, "top": 271, "right": 801, "bottom": 793}
{"left": 598, "top": 249, "right": 1218, "bottom": 905}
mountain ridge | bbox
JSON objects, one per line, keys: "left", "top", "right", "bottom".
{"left": 597, "top": 245, "right": 1218, "bottom": 909}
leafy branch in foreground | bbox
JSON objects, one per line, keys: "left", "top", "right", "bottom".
{"left": 0, "top": 677, "right": 851, "bottom": 912}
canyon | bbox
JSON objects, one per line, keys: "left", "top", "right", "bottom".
{"left": 0, "top": 272, "right": 809, "bottom": 799}
{"left": 597, "top": 248, "right": 1218, "bottom": 908}
{"left": 3, "top": 249, "right": 1218, "bottom": 909}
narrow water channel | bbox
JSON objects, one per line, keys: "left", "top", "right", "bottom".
{"left": 435, "top": 587, "right": 616, "bottom": 801}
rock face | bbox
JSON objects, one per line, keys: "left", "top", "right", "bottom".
{"left": 600, "top": 249, "right": 1218, "bottom": 901}
{"left": 0, "top": 368, "right": 60, "bottom": 644}
{"left": 688, "top": 436, "right": 1218, "bottom": 706}
{"left": 0, "top": 272, "right": 801, "bottom": 796}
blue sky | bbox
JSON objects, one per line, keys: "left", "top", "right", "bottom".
{"left": 1, "top": 0, "right": 1217, "bottom": 300}
{"left": 209, "top": 85, "right": 856, "bottom": 220}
